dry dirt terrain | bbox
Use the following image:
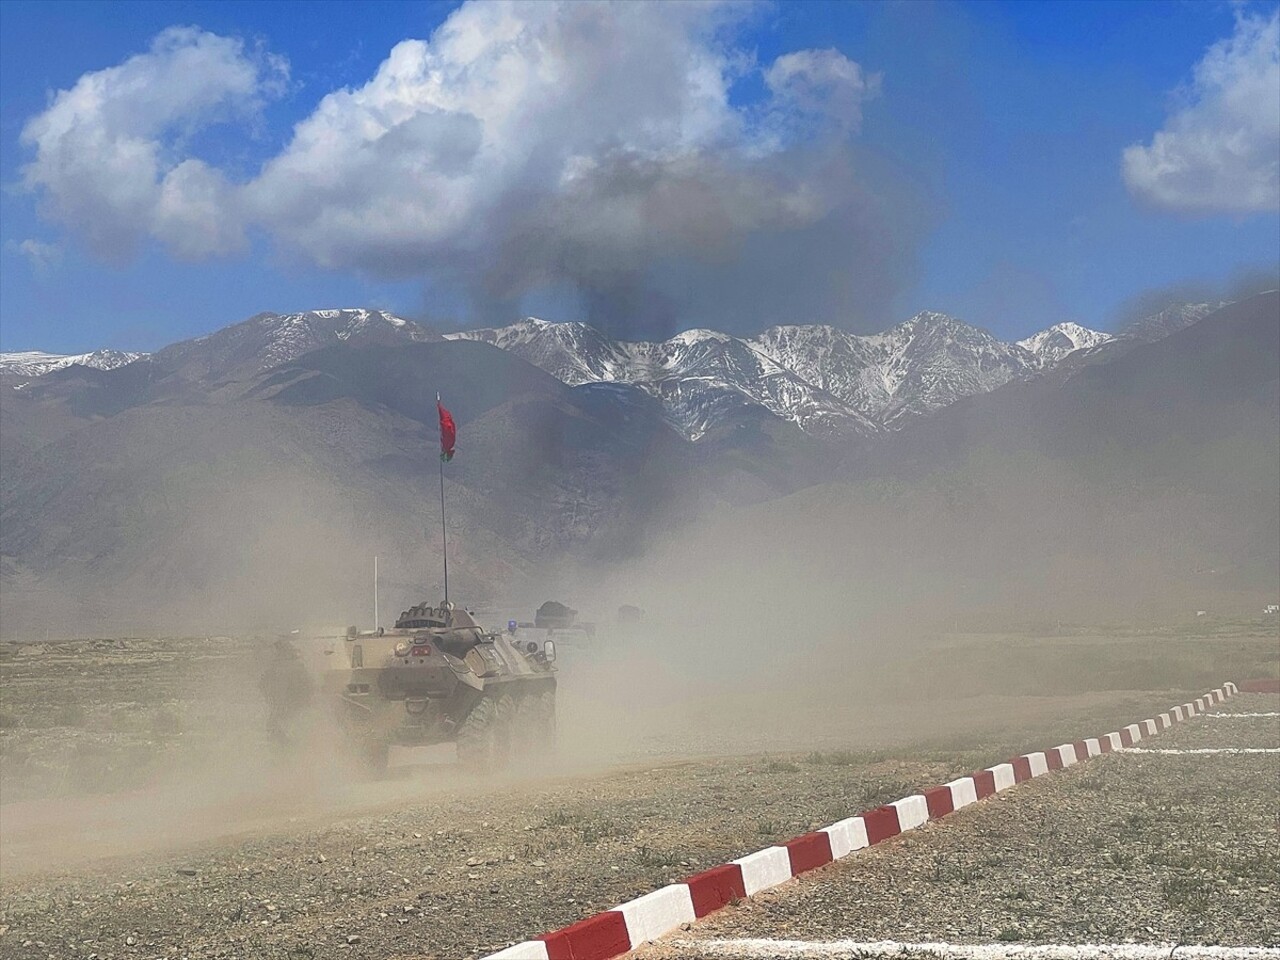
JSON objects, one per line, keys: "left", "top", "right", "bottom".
{"left": 0, "top": 623, "right": 1276, "bottom": 960}
{"left": 641, "top": 692, "right": 1280, "bottom": 958}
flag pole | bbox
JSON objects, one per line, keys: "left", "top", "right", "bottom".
{"left": 439, "top": 455, "right": 449, "bottom": 608}
{"left": 437, "top": 393, "right": 449, "bottom": 609}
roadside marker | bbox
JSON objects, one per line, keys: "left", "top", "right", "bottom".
{"left": 615, "top": 885, "right": 696, "bottom": 946}
{"left": 480, "top": 684, "right": 1243, "bottom": 960}
{"left": 734, "top": 846, "right": 793, "bottom": 896}
{"left": 889, "top": 795, "right": 930, "bottom": 831}
{"left": 821, "top": 816, "right": 869, "bottom": 859}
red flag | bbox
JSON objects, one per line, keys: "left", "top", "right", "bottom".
{"left": 437, "top": 397, "right": 456, "bottom": 462}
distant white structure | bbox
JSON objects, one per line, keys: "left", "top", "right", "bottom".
{"left": 1266, "top": 604, "right": 1280, "bottom": 615}
{"left": 1196, "top": 610, "right": 1207, "bottom": 617}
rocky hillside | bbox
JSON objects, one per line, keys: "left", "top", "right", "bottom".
{"left": 450, "top": 311, "right": 1127, "bottom": 438}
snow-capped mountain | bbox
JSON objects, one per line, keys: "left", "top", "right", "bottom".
{"left": 151, "top": 308, "right": 438, "bottom": 382}
{"left": 454, "top": 319, "right": 870, "bottom": 438}
{"left": 751, "top": 312, "right": 1049, "bottom": 430}
{"left": 1122, "top": 302, "right": 1226, "bottom": 343}
{"left": 3, "top": 309, "right": 437, "bottom": 387}
{"left": 7, "top": 300, "right": 1224, "bottom": 442}
{"left": 450, "top": 312, "right": 1117, "bottom": 439}
{"left": 0, "top": 349, "right": 146, "bottom": 379}
{"left": 1016, "top": 322, "right": 1115, "bottom": 365}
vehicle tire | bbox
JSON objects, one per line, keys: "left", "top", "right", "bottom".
{"left": 491, "top": 693, "right": 517, "bottom": 770}
{"left": 531, "top": 687, "right": 556, "bottom": 757}
{"left": 457, "top": 695, "right": 496, "bottom": 774}
{"left": 509, "top": 693, "right": 534, "bottom": 766}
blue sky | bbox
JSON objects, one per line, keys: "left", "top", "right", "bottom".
{"left": 1, "top": 0, "right": 1277, "bottom": 352}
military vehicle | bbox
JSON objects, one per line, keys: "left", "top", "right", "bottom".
{"left": 534, "top": 599, "right": 578, "bottom": 630}
{"left": 323, "top": 600, "right": 557, "bottom": 773}
{"left": 517, "top": 599, "right": 596, "bottom": 647}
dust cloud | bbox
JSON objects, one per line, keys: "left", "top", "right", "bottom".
{"left": 544, "top": 433, "right": 1280, "bottom": 767}
{"left": 0, "top": 482, "right": 1272, "bottom": 881}
{"left": 0, "top": 494, "right": 977, "bottom": 879}
{"left": 4, "top": 309, "right": 1278, "bottom": 882}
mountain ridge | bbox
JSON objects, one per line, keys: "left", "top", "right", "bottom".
{"left": 448, "top": 311, "right": 1131, "bottom": 438}
{"left": 1, "top": 295, "right": 1273, "bottom": 634}
{"left": 2, "top": 301, "right": 1221, "bottom": 443}
{"left": 0, "top": 349, "right": 147, "bottom": 379}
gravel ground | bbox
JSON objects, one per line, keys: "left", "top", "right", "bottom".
{"left": 641, "top": 696, "right": 1280, "bottom": 957}
{"left": 1, "top": 631, "right": 1270, "bottom": 960}
{"left": 1152, "top": 694, "right": 1280, "bottom": 750}
{"left": 0, "top": 689, "right": 1226, "bottom": 960}
{"left": 0, "top": 753, "right": 999, "bottom": 960}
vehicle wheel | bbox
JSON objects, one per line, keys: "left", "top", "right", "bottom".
{"left": 531, "top": 687, "right": 556, "bottom": 757}
{"left": 457, "top": 695, "right": 496, "bottom": 774}
{"left": 512, "top": 694, "right": 536, "bottom": 753}
{"left": 491, "top": 694, "right": 517, "bottom": 770}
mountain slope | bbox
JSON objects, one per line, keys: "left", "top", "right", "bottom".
{"left": 0, "top": 336, "right": 706, "bottom": 634}
{"left": 5, "top": 296, "right": 1269, "bottom": 634}
{"left": 453, "top": 312, "right": 1102, "bottom": 438}
{"left": 452, "top": 321, "right": 874, "bottom": 438}
{"left": 1122, "top": 301, "right": 1225, "bottom": 343}
{"left": 152, "top": 308, "right": 439, "bottom": 384}
{"left": 5, "top": 309, "right": 443, "bottom": 426}
{"left": 845, "top": 292, "right": 1278, "bottom": 615}
{"left": 628, "top": 293, "right": 1278, "bottom": 632}
{"left": 0, "top": 349, "right": 146, "bottom": 380}
{"left": 1016, "top": 322, "right": 1115, "bottom": 365}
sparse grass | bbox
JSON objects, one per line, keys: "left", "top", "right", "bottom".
{"left": 883, "top": 626, "right": 1279, "bottom": 701}
{"left": 537, "top": 809, "right": 629, "bottom": 846}
{"left": 633, "top": 844, "right": 679, "bottom": 869}
{"left": 575, "top": 819, "right": 627, "bottom": 845}
{"left": 851, "top": 780, "right": 921, "bottom": 810}
{"left": 0, "top": 635, "right": 266, "bottom": 802}
{"left": 762, "top": 758, "right": 799, "bottom": 773}
{"left": 1228, "top": 852, "right": 1280, "bottom": 882}
{"left": 803, "top": 749, "right": 861, "bottom": 766}
{"left": 1107, "top": 849, "right": 1134, "bottom": 869}
{"left": 1161, "top": 875, "right": 1215, "bottom": 914}
{"left": 539, "top": 809, "right": 578, "bottom": 828}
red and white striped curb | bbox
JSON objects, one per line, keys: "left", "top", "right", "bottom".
{"left": 484, "top": 683, "right": 1239, "bottom": 960}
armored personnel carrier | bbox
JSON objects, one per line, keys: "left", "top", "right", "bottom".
{"left": 326, "top": 601, "right": 557, "bottom": 773}
{"left": 517, "top": 599, "right": 596, "bottom": 648}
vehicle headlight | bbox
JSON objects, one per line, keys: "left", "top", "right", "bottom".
{"left": 394, "top": 640, "right": 411, "bottom": 657}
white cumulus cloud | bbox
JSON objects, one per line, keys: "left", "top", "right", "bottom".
{"left": 19, "top": 2, "right": 912, "bottom": 334}
{"left": 1123, "top": 8, "right": 1280, "bottom": 215}
{"left": 20, "top": 26, "right": 287, "bottom": 260}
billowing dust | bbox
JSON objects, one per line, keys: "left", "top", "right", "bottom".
{"left": 2, "top": 494, "right": 1275, "bottom": 885}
